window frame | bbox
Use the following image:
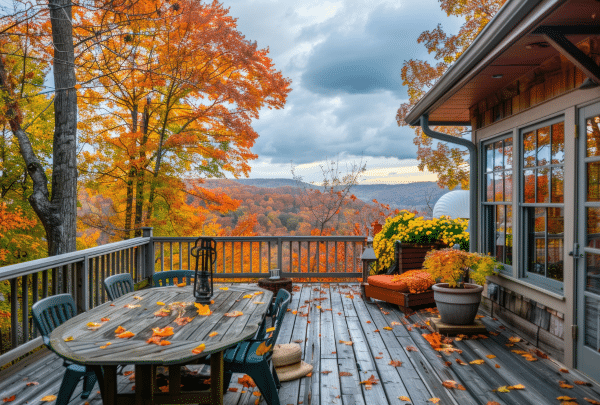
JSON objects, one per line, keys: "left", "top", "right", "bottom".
{"left": 519, "top": 115, "right": 565, "bottom": 294}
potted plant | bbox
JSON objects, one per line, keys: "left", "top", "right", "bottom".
{"left": 422, "top": 247, "right": 501, "bottom": 325}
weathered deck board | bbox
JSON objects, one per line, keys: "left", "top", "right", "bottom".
{"left": 2, "top": 283, "right": 600, "bottom": 405}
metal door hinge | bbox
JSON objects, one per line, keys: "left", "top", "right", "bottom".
{"left": 569, "top": 243, "right": 584, "bottom": 259}
{"left": 572, "top": 324, "right": 578, "bottom": 340}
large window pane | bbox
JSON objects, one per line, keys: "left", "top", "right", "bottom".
{"left": 587, "top": 162, "right": 600, "bottom": 202}
{"left": 494, "top": 171, "right": 503, "bottom": 202}
{"left": 547, "top": 207, "right": 563, "bottom": 282}
{"left": 495, "top": 205, "right": 505, "bottom": 262}
{"left": 504, "top": 138, "right": 513, "bottom": 170}
{"left": 537, "top": 126, "right": 551, "bottom": 166}
{"left": 494, "top": 141, "right": 503, "bottom": 170}
{"left": 524, "top": 131, "right": 536, "bottom": 167}
{"left": 524, "top": 170, "right": 535, "bottom": 203}
{"left": 585, "top": 253, "right": 600, "bottom": 295}
{"left": 536, "top": 168, "right": 549, "bottom": 203}
{"left": 584, "top": 295, "right": 600, "bottom": 351}
{"left": 587, "top": 207, "right": 600, "bottom": 249}
{"left": 486, "top": 173, "right": 494, "bottom": 202}
{"left": 551, "top": 167, "right": 564, "bottom": 203}
{"left": 586, "top": 115, "right": 600, "bottom": 157}
{"left": 504, "top": 170, "right": 513, "bottom": 202}
{"left": 551, "top": 123, "right": 564, "bottom": 164}
{"left": 486, "top": 144, "right": 494, "bottom": 172}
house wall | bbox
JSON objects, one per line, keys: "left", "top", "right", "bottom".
{"left": 473, "top": 84, "right": 600, "bottom": 368}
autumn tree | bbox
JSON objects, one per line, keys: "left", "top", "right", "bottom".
{"left": 396, "top": 0, "right": 506, "bottom": 190}
{"left": 291, "top": 158, "right": 366, "bottom": 235}
{"left": 78, "top": 0, "right": 291, "bottom": 241}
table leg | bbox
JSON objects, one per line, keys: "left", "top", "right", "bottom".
{"left": 210, "top": 351, "right": 224, "bottom": 405}
{"left": 94, "top": 365, "right": 117, "bottom": 404}
{"left": 135, "top": 364, "right": 156, "bottom": 405}
{"left": 168, "top": 365, "right": 181, "bottom": 395}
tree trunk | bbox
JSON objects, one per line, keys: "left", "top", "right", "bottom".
{"left": 134, "top": 100, "right": 150, "bottom": 237}
{"left": 124, "top": 103, "right": 138, "bottom": 239}
{"left": 0, "top": 0, "right": 77, "bottom": 257}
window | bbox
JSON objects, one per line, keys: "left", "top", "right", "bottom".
{"left": 483, "top": 136, "right": 513, "bottom": 266}
{"left": 521, "top": 120, "right": 564, "bottom": 287}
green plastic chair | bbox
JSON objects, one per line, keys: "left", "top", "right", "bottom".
{"left": 31, "top": 294, "right": 98, "bottom": 405}
{"left": 152, "top": 270, "right": 195, "bottom": 287}
{"left": 103, "top": 273, "right": 134, "bottom": 300}
{"left": 222, "top": 289, "right": 291, "bottom": 405}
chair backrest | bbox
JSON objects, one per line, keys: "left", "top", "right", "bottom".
{"left": 103, "top": 273, "right": 134, "bottom": 300}
{"left": 152, "top": 270, "right": 195, "bottom": 287}
{"left": 264, "top": 289, "right": 291, "bottom": 348}
{"left": 31, "top": 294, "right": 77, "bottom": 344}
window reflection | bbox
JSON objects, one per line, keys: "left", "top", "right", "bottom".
{"left": 524, "top": 170, "right": 535, "bottom": 203}
{"left": 587, "top": 116, "right": 600, "bottom": 157}
{"left": 551, "top": 123, "right": 564, "bottom": 164}
{"left": 587, "top": 207, "right": 600, "bottom": 249}
{"left": 585, "top": 253, "right": 600, "bottom": 295}
{"left": 587, "top": 162, "right": 600, "bottom": 202}
{"left": 537, "top": 168, "right": 549, "bottom": 203}
{"left": 537, "top": 126, "right": 550, "bottom": 166}
{"left": 524, "top": 131, "right": 536, "bottom": 167}
{"left": 551, "top": 167, "right": 564, "bottom": 203}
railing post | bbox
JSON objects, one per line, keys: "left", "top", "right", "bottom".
{"left": 142, "top": 227, "right": 155, "bottom": 281}
{"left": 76, "top": 257, "right": 89, "bottom": 314}
{"left": 277, "top": 237, "right": 283, "bottom": 271}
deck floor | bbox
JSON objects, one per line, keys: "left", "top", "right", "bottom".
{"left": 1, "top": 283, "right": 600, "bottom": 405}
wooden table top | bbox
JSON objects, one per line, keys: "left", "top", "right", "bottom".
{"left": 49, "top": 284, "right": 273, "bottom": 366}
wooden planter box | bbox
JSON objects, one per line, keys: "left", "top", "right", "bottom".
{"left": 364, "top": 283, "right": 434, "bottom": 310}
{"left": 391, "top": 241, "right": 444, "bottom": 274}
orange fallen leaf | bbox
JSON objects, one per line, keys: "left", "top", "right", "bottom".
{"left": 2, "top": 395, "right": 16, "bottom": 402}
{"left": 174, "top": 317, "right": 193, "bottom": 326}
{"left": 146, "top": 336, "right": 162, "bottom": 345}
{"left": 557, "top": 397, "right": 577, "bottom": 401}
{"left": 560, "top": 368, "right": 570, "bottom": 373}
{"left": 486, "top": 402, "right": 500, "bottom": 405}
{"left": 254, "top": 291, "right": 263, "bottom": 295}
{"left": 158, "top": 386, "right": 169, "bottom": 393}
{"left": 486, "top": 354, "right": 496, "bottom": 359}
{"left": 114, "top": 326, "right": 126, "bottom": 334}
{"left": 365, "top": 320, "right": 371, "bottom": 324}
{"left": 390, "top": 321, "right": 401, "bottom": 326}
{"left": 25, "top": 382, "right": 39, "bottom": 386}
{"left": 305, "top": 372, "right": 312, "bottom": 377}
{"left": 101, "top": 318, "right": 110, "bottom": 322}
{"left": 508, "top": 384, "right": 525, "bottom": 390}
{"left": 373, "top": 329, "right": 380, "bottom": 333}
{"left": 429, "top": 398, "right": 440, "bottom": 404}
{"left": 87, "top": 322, "right": 102, "bottom": 329}
{"left": 359, "top": 375, "right": 379, "bottom": 385}
{"left": 123, "top": 371, "right": 134, "bottom": 376}
{"left": 321, "top": 370, "right": 332, "bottom": 374}
{"left": 242, "top": 294, "right": 252, "bottom": 299}
{"left": 224, "top": 311, "right": 243, "bottom": 317}
{"left": 266, "top": 327, "right": 275, "bottom": 333}
{"left": 442, "top": 380, "right": 458, "bottom": 389}
{"left": 158, "top": 340, "right": 171, "bottom": 346}
{"left": 156, "top": 301, "right": 165, "bottom": 306}
{"left": 152, "top": 326, "right": 174, "bottom": 337}
{"left": 339, "top": 340, "right": 353, "bottom": 345}
{"left": 559, "top": 381, "right": 573, "bottom": 389}
{"left": 208, "top": 331, "right": 218, "bottom": 337}
{"left": 575, "top": 380, "right": 592, "bottom": 386}
{"left": 383, "top": 326, "right": 393, "bottom": 330}
{"left": 117, "top": 331, "right": 135, "bottom": 338}
{"left": 339, "top": 372, "right": 352, "bottom": 376}
{"left": 195, "top": 303, "right": 212, "bottom": 316}
{"left": 176, "top": 282, "right": 187, "bottom": 287}
{"left": 228, "top": 388, "right": 238, "bottom": 392}
{"left": 495, "top": 364, "right": 501, "bottom": 368}
{"left": 508, "top": 336, "right": 521, "bottom": 343}
{"left": 255, "top": 341, "right": 272, "bottom": 356}
{"left": 406, "top": 346, "right": 417, "bottom": 352}
{"left": 398, "top": 396, "right": 411, "bottom": 401}
{"left": 41, "top": 395, "right": 57, "bottom": 402}
{"left": 133, "top": 296, "right": 143, "bottom": 300}
{"left": 470, "top": 359, "right": 485, "bottom": 365}
{"left": 219, "top": 287, "right": 229, "bottom": 290}
{"left": 124, "top": 304, "right": 140, "bottom": 308}
{"left": 389, "top": 360, "right": 402, "bottom": 367}
{"left": 192, "top": 343, "right": 206, "bottom": 354}
{"left": 64, "top": 336, "right": 74, "bottom": 342}
{"left": 238, "top": 375, "right": 256, "bottom": 388}
{"left": 374, "top": 356, "right": 383, "bottom": 359}
{"left": 584, "top": 398, "right": 600, "bottom": 404}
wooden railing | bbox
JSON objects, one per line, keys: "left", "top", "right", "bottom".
{"left": 0, "top": 229, "right": 366, "bottom": 364}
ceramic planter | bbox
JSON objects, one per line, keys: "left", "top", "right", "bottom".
{"left": 432, "top": 283, "right": 483, "bottom": 325}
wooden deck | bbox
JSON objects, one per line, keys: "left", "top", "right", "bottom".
{"left": 1, "top": 283, "right": 600, "bottom": 405}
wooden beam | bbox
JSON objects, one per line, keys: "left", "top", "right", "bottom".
{"left": 537, "top": 26, "right": 600, "bottom": 84}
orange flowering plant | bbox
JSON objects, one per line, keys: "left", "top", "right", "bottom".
{"left": 422, "top": 248, "right": 501, "bottom": 288}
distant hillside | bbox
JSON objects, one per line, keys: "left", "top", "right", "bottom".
{"left": 203, "top": 178, "right": 453, "bottom": 213}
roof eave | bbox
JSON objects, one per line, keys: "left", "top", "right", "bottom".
{"left": 404, "top": 0, "right": 562, "bottom": 127}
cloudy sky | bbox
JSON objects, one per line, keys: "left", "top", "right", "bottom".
{"left": 222, "top": 0, "right": 463, "bottom": 184}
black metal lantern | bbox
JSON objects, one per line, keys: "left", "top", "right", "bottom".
{"left": 191, "top": 237, "right": 216, "bottom": 304}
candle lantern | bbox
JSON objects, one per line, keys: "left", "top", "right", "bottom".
{"left": 269, "top": 268, "right": 281, "bottom": 280}
{"left": 191, "top": 237, "right": 216, "bottom": 304}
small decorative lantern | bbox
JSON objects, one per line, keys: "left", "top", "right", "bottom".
{"left": 191, "top": 237, "right": 216, "bottom": 304}
{"left": 269, "top": 268, "right": 281, "bottom": 280}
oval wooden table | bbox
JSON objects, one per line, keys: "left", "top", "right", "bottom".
{"left": 49, "top": 284, "right": 273, "bottom": 405}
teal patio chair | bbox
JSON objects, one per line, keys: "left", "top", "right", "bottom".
{"left": 222, "top": 288, "right": 291, "bottom": 405}
{"left": 152, "top": 270, "right": 195, "bottom": 287}
{"left": 31, "top": 294, "right": 98, "bottom": 405}
{"left": 103, "top": 273, "right": 134, "bottom": 300}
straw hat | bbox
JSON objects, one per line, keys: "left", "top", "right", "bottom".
{"left": 272, "top": 343, "right": 313, "bottom": 382}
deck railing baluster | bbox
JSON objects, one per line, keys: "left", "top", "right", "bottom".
{"left": 10, "top": 279, "right": 17, "bottom": 347}
{"left": 21, "top": 275, "right": 28, "bottom": 344}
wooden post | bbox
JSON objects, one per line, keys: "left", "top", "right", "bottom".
{"left": 142, "top": 227, "right": 154, "bottom": 281}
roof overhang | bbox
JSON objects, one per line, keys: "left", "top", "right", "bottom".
{"left": 404, "top": 0, "right": 599, "bottom": 127}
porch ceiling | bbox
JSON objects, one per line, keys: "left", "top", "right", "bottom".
{"left": 405, "top": 0, "right": 600, "bottom": 126}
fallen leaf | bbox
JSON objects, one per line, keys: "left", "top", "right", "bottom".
{"left": 339, "top": 372, "right": 352, "bottom": 376}
{"left": 486, "top": 354, "right": 496, "bottom": 359}
{"left": 158, "top": 386, "right": 169, "bottom": 393}
{"left": 428, "top": 398, "right": 440, "bottom": 403}
{"left": 366, "top": 320, "right": 371, "bottom": 324}
{"left": 238, "top": 375, "right": 256, "bottom": 388}
{"left": 305, "top": 372, "right": 312, "bottom": 377}
{"left": 87, "top": 322, "right": 102, "bottom": 329}
{"left": 390, "top": 321, "right": 401, "bottom": 326}
{"left": 64, "top": 336, "right": 74, "bottom": 342}
{"left": 152, "top": 326, "right": 174, "bottom": 337}
{"left": 375, "top": 356, "right": 383, "bottom": 359}
{"left": 560, "top": 368, "right": 570, "bottom": 373}
{"left": 575, "top": 380, "right": 592, "bottom": 386}
{"left": 117, "top": 331, "right": 135, "bottom": 338}
{"left": 557, "top": 396, "right": 577, "bottom": 401}
{"left": 242, "top": 294, "right": 252, "bottom": 299}
{"left": 253, "top": 391, "right": 261, "bottom": 397}
{"left": 495, "top": 364, "right": 501, "bottom": 368}
{"left": 266, "top": 327, "right": 275, "bottom": 333}
{"left": 224, "top": 311, "right": 243, "bottom": 317}
{"left": 123, "top": 371, "right": 134, "bottom": 376}
{"left": 398, "top": 395, "right": 411, "bottom": 401}
{"left": 26, "top": 382, "right": 39, "bottom": 386}
{"left": 321, "top": 370, "right": 332, "bottom": 374}
{"left": 508, "top": 336, "right": 521, "bottom": 343}
{"left": 509, "top": 384, "right": 525, "bottom": 390}
{"left": 174, "top": 317, "right": 193, "bottom": 326}
{"left": 469, "top": 359, "right": 485, "bottom": 365}
{"left": 41, "top": 395, "right": 57, "bottom": 402}
{"left": 584, "top": 398, "right": 600, "bottom": 404}
{"left": 389, "top": 360, "right": 402, "bottom": 367}
{"left": 2, "top": 395, "right": 16, "bottom": 402}
{"left": 406, "top": 346, "right": 417, "bottom": 352}
{"left": 219, "top": 287, "right": 229, "bottom": 290}
{"left": 497, "top": 386, "right": 510, "bottom": 393}
{"left": 228, "top": 388, "right": 238, "bottom": 392}
{"left": 124, "top": 304, "right": 140, "bottom": 308}
{"left": 154, "top": 309, "right": 170, "bottom": 317}
{"left": 559, "top": 381, "right": 574, "bottom": 389}
{"left": 176, "top": 282, "right": 187, "bottom": 287}
{"left": 456, "top": 358, "right": 467, "bottom": 365}
{"left": 157, "top": 301, "right": 165, "bottom": 305}
{"left": 383, "top": 326, "right": 393, "bottom": 330}
{"left": 192, "top": 344, "right": 206, "bottom": 354}
{"left": 254, "top": 291, "right": 263, "bottom": 295}
{"left": 442, "top": 380, "right": 458, "bottom": 389}
{"left": 208, "top": 331, "right": 218, "bottom": 337}
{"left": 114, "top": 326, "right": 126, "bottom": 334}
{"left": 339, "top": 340, "right": 353, "bottom": 346}
{"left": 195, "top": 303, "right": 212, "bottom": 316}
{"left": 255, "top": 341, "right": 272, "bottom": 356}
{"left": 101, "top": 318, "right": 110, "bottom": 322}
{"left": 254, "top": 301, "right": 265, "bottom": 305}
{"left": 486, "top": 402, "right": 500, "bottom": 405}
